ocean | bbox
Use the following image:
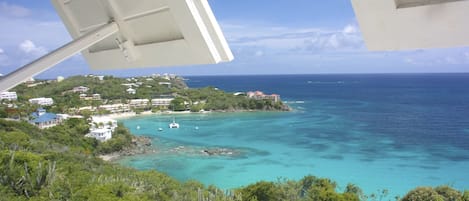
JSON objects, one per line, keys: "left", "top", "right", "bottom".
{"left": 118, "top": 74, "right": 469, "bottom": 197}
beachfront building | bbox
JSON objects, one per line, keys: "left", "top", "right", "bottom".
{"left": 247, "top": 91, "right": 281, "bottom": 102}
{"left": 99, "top": 103, "right": 131, "bottom": 113}
{"left": 29, "top": 97, "right": 54, "bottom": 106}
{"left": 86, "top": 116, "right": 118, "bottom": 142}
{"left": 151, "top": 97, "right": 174, "bottom": 107}
{"left": 129, "top": 99, "right": 149, "bottom": 108}
{"left": 86, "top": 128, "right": 112, "bottom": 142}
{"left": 30, "top": 108, "right": 61, "bottom": 129}
{"left": 72, "top": 86, "right": 89, "bottom": 93}
{"left": 0, "top": 91, "right": 17, "bottom": 101}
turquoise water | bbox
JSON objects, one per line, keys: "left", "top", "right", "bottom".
{"left": 118, "top": 74, "right": 469, "bottom": 197}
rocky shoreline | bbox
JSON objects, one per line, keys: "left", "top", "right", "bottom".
{"left": 99, "top": 136, "right": 156, "bottom": 161}
{"left": 99, "top": 135, "right": 245, "bottom": 161}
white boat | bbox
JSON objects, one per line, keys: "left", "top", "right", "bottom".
{"left": 169, "top": 118, "right": 179, "bottom": 128}
{"left": 158, "top": 127, "right": 163, "bottom": 131}
{"left": 136, "top": 125, "right": 140, "bottom": 130}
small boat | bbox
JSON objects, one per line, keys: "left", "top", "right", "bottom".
{"left": 136, "top": 125, "right": 140, "bottom": 130}
{"left": 158, "top": 127, "right": 163, "bottom": 131}
{"left": 169, "top": 118, "right": 179, "bottom": 128}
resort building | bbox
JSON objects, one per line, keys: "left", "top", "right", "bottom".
{"left": 99, "top": 103, "right": 130, "bottom": 113}
{"left": 247, "top": 91, "right": 281, "bottom": 102}
{"left": 129, "top": 99, "right": 149, "bottom": 108}
{"left": 151, "top": 97, "right": 174, "bottom": 107}
{"left": 30, "top": 108, "right": 61, "bottom": 129}
{"left": 0, "top": 91, "right": 17, "bottom": 101}
{"left": 72, "top": 86, "right": 89, "bottom": 93}
{"left": 29, "top": 97, "right": 54, "bottom": 106}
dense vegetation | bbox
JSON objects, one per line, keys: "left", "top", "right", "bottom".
{"left": 0, "top": 119, "right": 359, "bottom": 200}
{"left": 175, "top": 87, "right": 289, "bottom": 112}
{"left": 1, "top": 119, "right": 467, "bottom": 200}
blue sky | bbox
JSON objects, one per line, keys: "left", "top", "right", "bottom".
{"left": 0, "top": 0, "right": 469, "bottom": 78}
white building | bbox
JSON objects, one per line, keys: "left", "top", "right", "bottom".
{"left": 0, "top": 91, "right": 18, "bottom": 101}
{"left": 86, "top": 128, "right": 112, "bottom": 142}
{"left": 92, "top": 94, "right": 101, "bottom": 100}
{"left": 99, "top": 103, "right": 130, "bottom": 113}
{"left": 129, "top": 99, "right": 149, "bottom": 108}
{"left": 151, "top": 98, "right": 174, "bottom": 106}
{"left": 127, "top": 88, "right": 136, "bottom": 94}
{"left": 72, "top": 86, "right": 89, "bottom": 93}
{"left": 86, "top": 116, "right": 117, "bottom": 142}
{"left": 158, "top": 82, "right": 172, "bottom": 88}
{"left": 29, "top": 97, "right": 54, "bottom": 106}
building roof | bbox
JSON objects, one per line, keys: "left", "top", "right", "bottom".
{"left": 31, "top": 113, "right": 57, "bottom": 123}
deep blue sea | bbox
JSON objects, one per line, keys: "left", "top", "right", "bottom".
{"left": 118, "top": 74, "right": 469, "bottom": 197}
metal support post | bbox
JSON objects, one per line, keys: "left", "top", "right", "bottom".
{"left": 0, "top": 22, "right": 119, "bottom": 92}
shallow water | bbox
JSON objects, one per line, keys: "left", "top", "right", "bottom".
{"left": 118, "top": 74, "right": 469, "bottom": 197}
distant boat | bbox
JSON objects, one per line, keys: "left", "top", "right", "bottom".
{"left": 169, "top": 118, "right": 179, "bottom": 128}
{"left": 195, "top": 126, "right": 199, "bottom": 130}
{"left": 136, "top": 125, "right": 140, "bottom": 130}
{"left": 158, "top": 127, "right": 163, "bottom": 131}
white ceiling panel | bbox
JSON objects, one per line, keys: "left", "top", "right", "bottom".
{"left": 51, "top": 0, "right": 233, "bottom": 70}
{"left": 351, "top": 0, "right": 469, "bottom": 50}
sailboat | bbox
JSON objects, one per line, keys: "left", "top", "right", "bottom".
{"left": 169, "top": 117, "right": 180, "bottom": 128}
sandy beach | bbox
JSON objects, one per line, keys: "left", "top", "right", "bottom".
{"left": 95, "top": 110, "right": 203, "bottom": 120}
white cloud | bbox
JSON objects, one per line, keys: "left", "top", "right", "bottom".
{"left": 343, "top": 24, "right": 358, "bottom": 34}
{"left": 221, "top": 21, "right": 365, "bottom": 56}
{"left": 0, "top": 2, "right": 31, "bottom": 17}
{"left": 19, "top": 40, "right": 47, "bottom": 56}
{"left": 444, "top": 56, "right": 458, "bottom": 65}
{"left": 255, "top": 50, "right": 264, "bottom": 57}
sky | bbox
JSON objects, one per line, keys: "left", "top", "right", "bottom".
{"left": 1, "top": 0, "right": 469, "bottom": 78}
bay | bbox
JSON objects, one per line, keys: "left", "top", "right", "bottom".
{"left": 118, "top": 74, "right": 469, "bottom": 197}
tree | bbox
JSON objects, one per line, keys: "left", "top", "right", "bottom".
{"left": 237, "top": 181, "right": 281, "bottom": 201}
{"left": 401, "top": 187, "right": 444, "bottom": 201}
{"left": 170, "top": 97, "right": 186, "bottom": 111}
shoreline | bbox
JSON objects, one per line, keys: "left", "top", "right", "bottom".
{"left": 97, "top": 108, "right": 291, "bottom": 162}
{"left": 95, "top": 108, "right": 291, "bottom": 121}
{"left": 99, "top": 135, "right": 156, "bottom": 162}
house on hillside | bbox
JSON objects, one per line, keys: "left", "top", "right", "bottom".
{"left": 0, "top": 91, "right": 17, "bottom": 101}
{"left": 29, "top": 97, "right": 54, "bottom": 106}
{"left": 72, "top": 86, "right": 89, "bottom": 93}
{"left": 30, "top": 108, "right": 62, "bottom": 129}
{"left": 127, "top": 88, "right": 136, "bottom": 94}
{"left": 87, "top": 128, "right": 112, "bottom": 142}
{"left": 86, "top": 116, "right": 118, "bottom": 142}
